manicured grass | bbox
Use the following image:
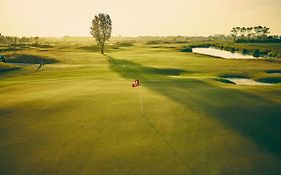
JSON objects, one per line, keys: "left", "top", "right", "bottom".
{"left": 0, "top": 43, "right": 281, "bottom": 175}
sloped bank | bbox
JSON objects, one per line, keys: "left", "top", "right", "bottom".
{"left": 0, "top": 62, "right": 20, "bottom": 73}
{"left": 5, "top": 53, "right": 58, "bottom": 64}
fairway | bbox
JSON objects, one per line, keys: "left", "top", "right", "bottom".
{"left": 1, "top": 43, "right": 281, "bottom": 175}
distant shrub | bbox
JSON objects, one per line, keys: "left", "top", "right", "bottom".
{"left": 223, "top": 46, "right": 232, "bottom": 51}
{"left": 242, "top": 49, "right": 249, "bottom": 54}
{"left": 260, "top": 50, "right": 270, "bottom": 56}
{"left": 268, "top": 51, "right": 277, "bottom": 57}
{"left": 189, "top": 43, "right": 211, "bottom": 48}
{"left": 267, "top": 51, "right": 281, "bottom": 58}
{"left": 236, "top": 38, "right": 281, "bottom": 43}
{"left": 180, "top": 47, "right": 192, "bottom": 52}
{"left": 230, "top": 47, "right": 235, "bottom": 53}
{"left": 253, "top": 49, "right": 260, "bottom": 57}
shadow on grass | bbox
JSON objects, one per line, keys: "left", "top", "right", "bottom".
{"left": 106, "top": 55, "right": 281, "bottom": 159}
{"left": 108, "top": 56, "right": 188, "bottom": 79}
{"left": 213, "top": 78, "right": 235, "bottom": 84}
{"left": 256, "top": 77, "right": 281, "bottom": 84}
{"left": 5, "top": 54, "right": 58, "bottom": 64}
{"left": 0, "top": 63, "right": 20, "bottom": 73}
{"left": 266, "top": 70, "right": 281, "bottom": 74}
{"left": 78, "top": 43, "right": 131, "bottom": 53}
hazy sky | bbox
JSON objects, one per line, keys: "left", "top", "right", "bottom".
{"left": 1, "top": 0, "right": 280, "bottom": 37}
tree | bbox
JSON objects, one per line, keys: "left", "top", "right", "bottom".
{"left": 230, "top": 27, "right": 239, "bottom": 41}
{"left": 236, "top": 27, "right": 241, "bottom": 38}
{"left": 240, "top": 27, "right": 247, "bottom": 39}
{"left": 34, "top": 36, "right": 40, "bottom": 44}
{"left": 0, "top": 33, "right": 3, "bottom": 43}
{"left": 11, "top": 36, "right": 18, "bottom": 45}
{"left": 90, "top": 13, "right": 112, "bottom": 54}
{"left": 254, "top": 26, "right": 263, "bottom": 39}
{"left": 19, "top": 37, "right": 29, "bottom": 44}
{"left": 246, "top": 27, "right": 253, "bottom": 40}
{"left": 261, "top": 26, "right": 270, "bottom": 39}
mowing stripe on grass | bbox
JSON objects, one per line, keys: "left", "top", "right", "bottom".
{"left": 137, "top": 88, "right": 197, "bottom": 175}
{"left": 138, "top": 86, "right": 143, "bottom": 113}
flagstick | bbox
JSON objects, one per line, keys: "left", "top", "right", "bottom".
{"left": 138, "top": 85, "right": 143, "bottom": 113}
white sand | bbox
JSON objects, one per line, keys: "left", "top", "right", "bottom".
{"left": 225, "top": 78, "right": 272, "bottom": 85}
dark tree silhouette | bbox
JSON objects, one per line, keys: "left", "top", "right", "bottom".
{"left": 230, "top": 27, "right": 240, "bottom": 41}
{"left": 230, "top": 26, "right": 274, "bottom": 42}
{"left": 90, "top": 13, "right": 112, "bottom": 54}
{"left": 240, "top": 27, "right": 247, "bottom": 38}
{"left": 246, "top": 27, "right": 253, "bottom": 40}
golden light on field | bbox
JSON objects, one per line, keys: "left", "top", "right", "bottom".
{"left": 1, "top": 0, "right": 280, "bottom": 37}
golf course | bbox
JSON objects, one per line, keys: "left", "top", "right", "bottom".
{"left": 1, "top": 0, "right": 281, "bottom": 174}
{"left": 0, "top": 41, "right": 281, "bottom": 174}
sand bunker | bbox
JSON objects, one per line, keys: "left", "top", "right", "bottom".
{"left": 225, "top": 78, "right": 272, "bottom": 85}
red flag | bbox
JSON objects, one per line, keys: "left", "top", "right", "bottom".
{"left": 132, "top": 80, "right": 140, "bottom": 88}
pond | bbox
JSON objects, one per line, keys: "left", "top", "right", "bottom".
{"left": 192, "top": 47, "right": 256, "bottom": 59}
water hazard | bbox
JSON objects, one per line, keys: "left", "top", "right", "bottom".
{"left": 192, "top": 47, "right": 256, "bottom": 59}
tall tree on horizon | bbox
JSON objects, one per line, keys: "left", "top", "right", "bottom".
{"left": 90, "top": 13, "right": 112, "bottom": 54}
{"left": 230, "top": 27, "right": 239, "bottom": 41}
{"left": 240, "top": 27, "right": 247, "bottom": 39}
{"left": 246, "top": 27, "right": 253, "bottom": 40}
{"left": 261, "top": 26, "right": 270, "bottom": 39}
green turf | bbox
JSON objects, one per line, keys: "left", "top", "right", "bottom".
{"left": 0, "top": 43, "right": 281, "bottom": 175}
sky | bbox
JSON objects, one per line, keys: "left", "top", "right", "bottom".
{"left": 0, "top": 0, "right": 280, "bottom": 37}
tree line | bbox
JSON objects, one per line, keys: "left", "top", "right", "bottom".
{"left": 230, "top": 26, "right": 281, "bottom": 43}
{"left": 0, "top": 33, "right": 40, "bottom": 45}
